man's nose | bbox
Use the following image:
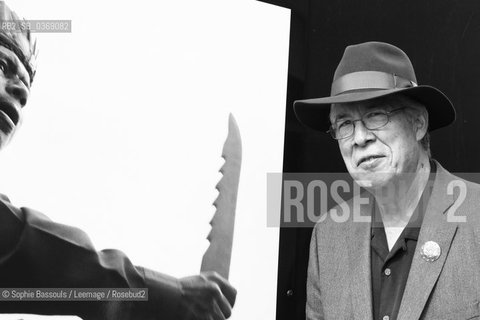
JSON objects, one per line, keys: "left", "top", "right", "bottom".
{"left": 6, "top": 79, "right": 28, "bottom": 107}
{"left": 352, "top": 120, "right": 374, "bottom": 146}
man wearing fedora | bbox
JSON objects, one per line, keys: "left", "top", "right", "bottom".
{"left": 0, "top": 2, "right": 236, "bottom": 319}
{"left": 294, "top": 42, "right": 480, "bottom": 320}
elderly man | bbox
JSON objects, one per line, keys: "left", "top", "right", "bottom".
{"left": 0, "top": 2, "right": 235, "bottom": 320}
{"left": 294, "top": 42, "right": 480, "bottom": 320}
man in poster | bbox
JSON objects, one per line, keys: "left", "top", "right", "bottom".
{"left": 0, "top": 2, "right": 236, "bottom": 319}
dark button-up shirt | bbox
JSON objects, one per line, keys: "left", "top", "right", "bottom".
{"left": 371, "top": 163, "right": 435, "bottom": 320}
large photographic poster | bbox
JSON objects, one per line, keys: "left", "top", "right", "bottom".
{"left": 0, "top": 0, "right": 290, "bottom": 319}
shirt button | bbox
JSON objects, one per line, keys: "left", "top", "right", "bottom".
{"left": 384, "top": 268, "right": 391, "bottom": 276}
{"left": 383, "top": 316, "right": 390, "bottom": 320}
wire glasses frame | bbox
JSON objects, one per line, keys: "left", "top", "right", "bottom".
{"left": 328, "top": 107, "right": 406, "bottom": 140}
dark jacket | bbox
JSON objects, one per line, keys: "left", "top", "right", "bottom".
{"left": 0, "top": 195, "right": 187, "bottom": 319}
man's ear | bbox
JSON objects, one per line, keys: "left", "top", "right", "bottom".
{"left": 415, "top": 110, "right": 429, "bottom": 141}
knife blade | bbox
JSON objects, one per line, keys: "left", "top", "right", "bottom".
{"left": 200, "top": 113, "right": 242, "bottom": 279}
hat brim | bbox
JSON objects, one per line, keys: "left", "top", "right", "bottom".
{"left": 294, "top": 85, "right": 456, "bottom": 133}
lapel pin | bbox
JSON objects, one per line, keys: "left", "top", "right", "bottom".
{"left": 421, "top": 241, "right": 441, "bottom": 262}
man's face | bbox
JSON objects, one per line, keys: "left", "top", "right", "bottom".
{"left": 330, "top": 97, "right": 425, "bottom": 188}
{"left": 0, "top": 45, "right": 30, "bottom": 149}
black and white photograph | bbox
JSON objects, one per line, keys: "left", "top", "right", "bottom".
{"left": 1, "top": 0, "right": 480, "bottom": 319}
{"left": 0, "top": 0, "right": 287, "bottom": 319}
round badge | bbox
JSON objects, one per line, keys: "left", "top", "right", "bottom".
{"left": 420, "top": 241, "right": 441, "bottom": 262}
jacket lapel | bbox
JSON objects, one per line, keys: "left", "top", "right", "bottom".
{"left": 397, "top": 161, "right": 459, "bottom": 320}
{"left": 347, "top": 193, "right": 374, "bottom": 320}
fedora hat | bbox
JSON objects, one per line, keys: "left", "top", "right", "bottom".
{"left": 294, "top": 42, "right": 456, "bottom": 132}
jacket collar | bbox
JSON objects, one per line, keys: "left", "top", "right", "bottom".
{"left": 397, "top": 160, "right": 460, "bottom": 320}
{"left": 346, "top": 160, "right": 459, "bottom": 320}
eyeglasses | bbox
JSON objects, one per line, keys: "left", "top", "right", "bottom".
{"left": 328, "top": 107, "right": 406, "bottom": 140}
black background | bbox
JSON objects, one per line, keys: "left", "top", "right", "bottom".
{"left": 257, "top": 1, "right": 480, "bottom": 319}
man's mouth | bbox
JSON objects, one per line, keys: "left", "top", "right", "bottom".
{"left": 0, "top": 102, "right": 19, "bottom": 127}
{"left": 357, "top": 155, "right": 385, "bottom": 166}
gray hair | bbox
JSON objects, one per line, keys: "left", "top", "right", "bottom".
{"left": 387, "top": 94, "right": 431, "bottom": 158}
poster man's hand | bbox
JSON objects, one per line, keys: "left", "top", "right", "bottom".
{"left": 179, "top": 271, "right": 237, "bottom": 320}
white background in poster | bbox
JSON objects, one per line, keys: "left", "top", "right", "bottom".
{"left": 0, "top": 1, "right": 289, "bottom": 319}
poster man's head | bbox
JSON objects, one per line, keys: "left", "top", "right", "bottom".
{"left": 0, "top": 1, "right": 37, "bottom": 148}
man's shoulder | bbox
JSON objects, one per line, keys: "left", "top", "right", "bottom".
{"left": 435, "top": 162, "right": 480, "bottom": 200}
{"left": 434, "top": 163, "right": 480, "bottom": 229}
{"left": 0, "top": 194, "right": 97, "bottom": 251}
{"left": 0, "top": 193, "right": 24, "bottom": 220}
{"left": 0, "top": 193, "right": 11, "bottom": 202}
